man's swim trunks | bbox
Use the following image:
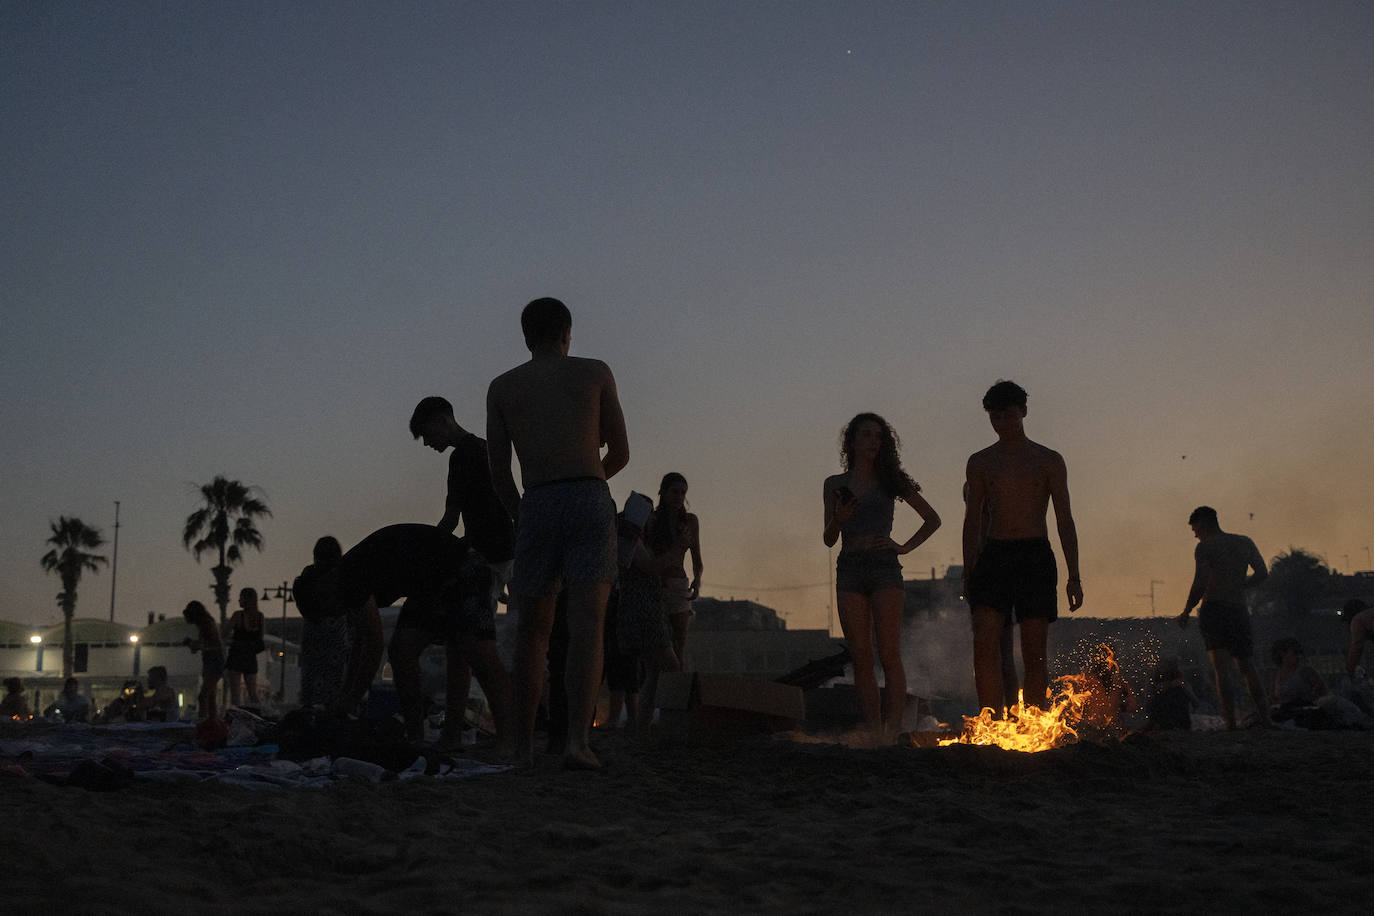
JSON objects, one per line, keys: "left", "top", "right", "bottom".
{"left": 1197, "top": 599, "right": 1253, "bottom": 658}
{"left": 835, "top": 548, "right": 904, "bottom": 595}
{"left": 511, "top": 477, "right": 617, "bottom": 597}
{"left": 968, "top": 537, "right": 1058, "bottom": 623}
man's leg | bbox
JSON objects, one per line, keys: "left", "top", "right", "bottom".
{"left": 440, "top": 650, "right": 472, "bottom": 743}
{"left": 562, "top": 580, "right": 612, "bottom": 769}
{"left": 1207, "top": 649, "right": 1237, "bottom": 729}
{"left": 387, "top": 627, "right": 428, "bottom": 741}
{"left": 1235, "top": 656, "right": 1271, "bottom": 726}
{"left": 1019, "top": 617, "right": 1050, "bottom": 710}
{"left": 971, "top": 607, "right": 1008, "bottom": 715}
{"left": 1000, "top": 624, "right": 1019, "bottom": 710}
{"left": 511, "top": 593, "right": 559, "bottom": 767}
{"left": 462, "top": 637, "right": 514, "bottom": 758}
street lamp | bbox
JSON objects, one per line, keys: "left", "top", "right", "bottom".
{"left": 129, "top": 634, "right": 140, "bottom": 677}
{"left": 261, "top": 583, "right": 294, "bottom": 701}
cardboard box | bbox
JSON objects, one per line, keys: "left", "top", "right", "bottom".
{"left": 655, "top": 672, "right": 805, "bottom": 743}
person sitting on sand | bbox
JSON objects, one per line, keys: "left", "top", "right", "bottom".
{"left": 1078, "top": 650, "right": 1136, "bottom": 738}
{"left": 1143, "top": 658, "right": 1196, "bottom": 733}
{"left": 182, "top": 600, "right": 225, "bottom": 722}
{"left": 45, "top": 677, "right": 91, "bottom": 723}
{"left": 145, "top": 666, "right": 177, "bottom": 721}
{"left": 326, "top": 524, "right": 513, "bottom": 757}
{"left": 1176, "top": 506, "right": 1270, "bottom": 730}
{"left": 1269, "top": 637, "right": 1327, "bottom": 719}
{"left": 1, "top": 677, "right": 31, "bottom": 719}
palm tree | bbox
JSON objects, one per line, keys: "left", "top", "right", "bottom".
{"left": 183, "top": 476, "right": 272, "bottom": 623}
{"left": 40, "top": 516, "right": 108, "bottom": 678}
{"left": 1262, "top": 548, "right": 1330, "bottom": 617}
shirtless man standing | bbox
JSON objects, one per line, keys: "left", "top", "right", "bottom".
{"left": 963, "top": 380, "right": 1082, "bottom": 714}
{"left": 1176, "top": 506, "right": 1270, "bottom": 729}
{"left": 487, "top": 297, "right": 629, "bottom": 769}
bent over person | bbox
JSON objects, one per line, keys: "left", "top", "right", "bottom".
{"left": 326, "top": 524, "right": 513, "bottom": 754}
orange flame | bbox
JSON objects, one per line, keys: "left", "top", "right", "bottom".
{"left": 939, "top": 646, "right": 1124, "bottom": 752}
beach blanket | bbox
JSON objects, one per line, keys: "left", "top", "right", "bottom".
{"left": 0, "top": 721, "right": 509, "bottom": 790}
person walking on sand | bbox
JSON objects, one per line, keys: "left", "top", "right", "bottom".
{"left": 1176, "top": 506, "right": 1270, "bottom": 729}
{"left": 823, "top": 413, "right": 941, "bottom": 742}
{"left": 963, "top": 380, "right": 1082, "bottom": 715}
{"left": 223, "top": 587, "right": 266, "bottom": 707}
{"left": 646, "top": 472, "right": 703, "bottom": 668}
{"left": 487, "top": 296, "right": 629, "bottom": 770}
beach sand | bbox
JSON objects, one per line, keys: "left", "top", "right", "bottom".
{"left": 5, "top": 727, "right": 1370, "bottom": 915}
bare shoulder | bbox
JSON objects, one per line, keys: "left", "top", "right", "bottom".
{"left": 823, "top": 472, "right": 848, "bottom": 491}
{"left": 967, "top": 446, "right": 997, "bottom": 470}
{"left": 1029, "top": 440, "right": 1066, "bottom": 467}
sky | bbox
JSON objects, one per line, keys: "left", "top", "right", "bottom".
{"left": 3, "top": 1, "right": 1372, "bottom": 637}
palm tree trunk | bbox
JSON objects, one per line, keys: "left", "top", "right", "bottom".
{"left": 62, "top": 596, "right": 76, "bottom": 679}
{"left": 212, "top": 550, "right": 232, "bottom": 625}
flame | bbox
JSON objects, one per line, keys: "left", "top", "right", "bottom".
{"left": 938, "top": 646, "right": 1123, "bottom": 752}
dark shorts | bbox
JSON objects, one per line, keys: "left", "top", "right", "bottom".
{"left": 512, "top": 478, "right": 617, "bottom": 596}
{"left": 201, "top": 646, "right": 226, "bottom": 681}
{"left": 836, "top": 549, "right": 904, "bottom": 596}
{"left": 968, "top": 538, "right": 1058, "bottom": 623}
{"left": 225, "top": 643, "right": 259, "bottom": 675}
{"left": 1198, "top": 600, "right": 1253, "bottom": 658}
{"left": 394, "top": 552, "right": 496, "bottom": 643}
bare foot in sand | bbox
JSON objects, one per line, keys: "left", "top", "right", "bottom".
{"left": 563, "top": 746, "right": 602, "bottom": 770}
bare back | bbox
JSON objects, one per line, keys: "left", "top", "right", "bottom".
{"left": 966, "top": 439, "right": 1064, "bottom": 540}
{"left": 487, "top": 354, "right": 626, "bottom": 488}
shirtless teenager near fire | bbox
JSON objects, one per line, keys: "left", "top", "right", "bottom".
{"left": 963, "top": 380, "right": 1082, "bottom": 714}
{"left": 487, "top": 297, "right": 630, "bottom": 770}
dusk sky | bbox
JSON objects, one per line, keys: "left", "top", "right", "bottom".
{"left": 4, "top": 1, "right": 1372, "bottom": 637}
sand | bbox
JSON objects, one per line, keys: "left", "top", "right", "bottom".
{"left": 4, "top": 726, "right": 1371, "bottom": 915}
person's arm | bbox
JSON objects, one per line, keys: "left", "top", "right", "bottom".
{"left": 823, "top": 478, "right": 854, "bottom": 548}
{"left": 687, "top": 514, "right": 704, "bottom": 599}
{"left": 1348, "top": 617, "right": 1369, "bottom": 677}
{"left": 1244, "top": 541, "right": 1268, "bottom": 590}
{"left": 437, "top": 451, "right": 465, "bottom": 535}
{"left": 961, "top": 459, "right": 985, "bottom": 597}
{"left": 895, "top": 487, "right": 940, "bottom": 555}
{"left": 1178, "top": 545, "right": 1208, "bottom": 628}
{"left": 485, "top": 381, "right": 522, "bottom": 522}
{"left": 1048, "top": 452, "right": 1082, "bottom": 611}
{"left": 598, "top": 363, "right": 630, "bottom": 480}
